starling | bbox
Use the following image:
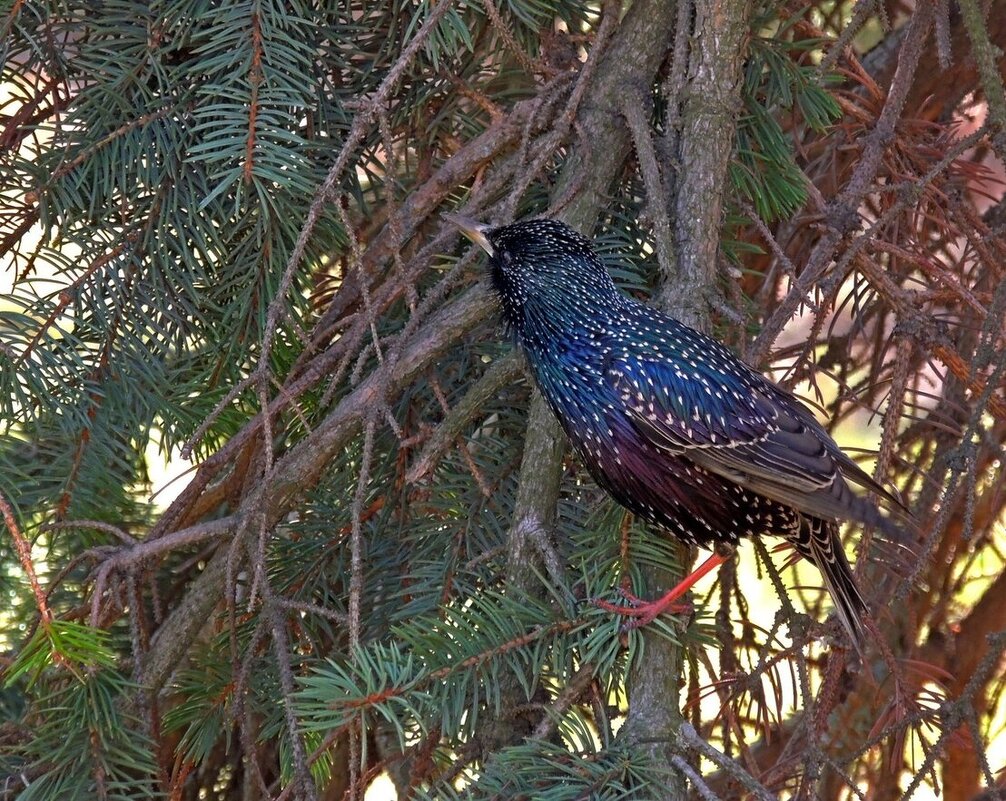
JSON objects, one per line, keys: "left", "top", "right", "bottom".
{"left": 447, "top": 215, "right": 908, "bottom": 651}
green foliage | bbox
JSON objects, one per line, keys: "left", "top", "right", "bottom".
{"left": 1, "top": 1, "right": 943, "bottom": 799}
{"left": 416, "top": 740, "right": 673, "bottom": 800}
{"left": 4, "top": 621, "right": 116, "bottom": 687}
{"left": 732, "top": 24, "right": 842, "bottom": 220}
{"left": 163, "top": 648, "right": 243, "bottom": 766}
{"left": 298, "top": 645, "right": 434, "bottom": 742}
{"left": 9, "top": 670, "right": 159, "bottom": 801}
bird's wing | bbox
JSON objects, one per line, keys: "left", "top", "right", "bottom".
{"left": 608, "top": 353, "right": 905, "bottom": 529}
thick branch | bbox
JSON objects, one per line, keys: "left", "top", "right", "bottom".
{"left": 616, "top": 3, "right": 753, "bottom": 799}
{"left": 480, "top": 0, "right": 684, "bottom": 777}
{"left": 660, "top": 0, "right": 753, "bottom": 330}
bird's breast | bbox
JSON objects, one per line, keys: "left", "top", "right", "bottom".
{"left": 524, "top": 338, "right": 804, "bottom": 547}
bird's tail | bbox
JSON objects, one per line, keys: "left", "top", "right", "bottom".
{"left": 794, "top": 517, "right": 869, "bottom": 655}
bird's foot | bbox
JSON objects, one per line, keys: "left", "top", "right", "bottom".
{"left": 593, "top": 550, "right": 732, "bottom": 631}
{"left": 593, "top": 589, "right": 693, "bottom": 630}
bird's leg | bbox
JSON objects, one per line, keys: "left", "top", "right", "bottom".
{"left": 597, "top": 546, "right": 734, "bottom": 629}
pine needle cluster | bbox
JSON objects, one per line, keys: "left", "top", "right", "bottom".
{"left": 2, "top": 2, "right": 1006, "bottom": 800}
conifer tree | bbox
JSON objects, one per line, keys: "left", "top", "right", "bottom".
{"left": 3, "top": 2, "right": 1006, "bottom": 799}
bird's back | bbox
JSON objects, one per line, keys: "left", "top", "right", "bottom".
{"left": 450, "top": 215, "right": 909, "bottom": 650}
{"left": 525, "top": 300, "right": 889, "bottom": 547}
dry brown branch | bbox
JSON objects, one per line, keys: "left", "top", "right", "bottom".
{"left": 0, "top": 491, "right": 53, "bottom": 629}
{"left": 752, "top": 3, "right": 936, "bottom": 362}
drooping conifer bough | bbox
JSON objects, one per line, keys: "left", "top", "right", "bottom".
{"left": 447, "top": 215, "right": 910, "bottom": 652}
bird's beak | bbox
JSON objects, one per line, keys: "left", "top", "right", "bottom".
{"left": 443, "top": 213, "right": 494, "bottom": 257}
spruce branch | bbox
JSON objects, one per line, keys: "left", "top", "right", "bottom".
{"left": 5, "top": 5, "right": 1006, "bottom": 799}
{"left": 751, "top": 2, "right": 936, "bottom": 362}
{"left": 141, "top": 284, "right": 495, "bottom": 694}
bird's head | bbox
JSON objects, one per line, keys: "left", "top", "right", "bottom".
{"left": 445, "top": 215, "right": 624, "bottom": 339}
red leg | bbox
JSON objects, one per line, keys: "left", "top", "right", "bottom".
{"left": 595, "top": 550, "right": 731, "bottom": 629}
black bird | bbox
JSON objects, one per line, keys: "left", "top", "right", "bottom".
{"left": 447, "top": 215, "right": 908, "bottom": 651}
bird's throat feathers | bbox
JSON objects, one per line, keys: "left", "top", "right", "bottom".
{"left": 492, "top": 265, "right": 624, "bottom": 354}
{"left": 485, "top": 220, "right": 627, "bottom": 351}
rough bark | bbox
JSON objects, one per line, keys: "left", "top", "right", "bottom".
{"left": 616, "top": 3, "right": 753, "bottom": 799}
{"left": 660, "top": 0, "right": 753, "bottom": 329}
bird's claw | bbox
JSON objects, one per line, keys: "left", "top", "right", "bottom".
{"left": 592, "top": 588, "right": 693, "bottom": 632}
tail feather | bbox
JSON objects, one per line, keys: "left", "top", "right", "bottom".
{"left": 793, "top": 517, "right": 869, "bottom": 655}
{"left": 828, "top": 474, "right": 916, "bottom": 545}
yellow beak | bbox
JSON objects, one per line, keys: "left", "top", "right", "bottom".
{"left": 443, "top": 213, "right": 494, "bottom": 257}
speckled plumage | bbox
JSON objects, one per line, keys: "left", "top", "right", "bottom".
{"left": 465, "top": 217, "right": 905, "bottom": 649}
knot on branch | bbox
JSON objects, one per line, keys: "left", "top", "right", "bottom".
{"left": 944, "top": 441, "right": 977, "bottom": 475}
{"left": 892, "top": 314, "right": 949, "bottom": 348}
{"left": 825, "top": 201, "right": 861, "bottom": 235}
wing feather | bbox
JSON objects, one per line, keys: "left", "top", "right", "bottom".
{"left": 608, "top": 353, "right": 907, "bottom": 533}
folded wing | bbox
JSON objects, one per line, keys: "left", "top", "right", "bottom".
{"left": 607, "top": 352, "right": 907, "bottom": 535}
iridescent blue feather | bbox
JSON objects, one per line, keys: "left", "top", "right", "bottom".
{"left": 477, "top": 217, "right": 909, "bottom": 650}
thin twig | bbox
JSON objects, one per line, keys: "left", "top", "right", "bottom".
{"left": 0, "top": 492, "right": 53, "bottom": 628}
{"left": 622, "top": 90, "right": 674, "bottom": 277}
{"left": 265, "top": 594, "right": 320, "bottom": 801}
{"left": 678, "top": 723, "right": 777, "bottom": 801}
{"left": 43, "top": 518, "right": 137, "bottom": 545}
